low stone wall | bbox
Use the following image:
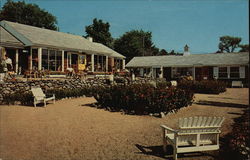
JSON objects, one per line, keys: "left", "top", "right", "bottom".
{"left": 0, "top": 77, "right": 165, "bottom": 104}
{"left": 0, "top": 78, "right": 108, "bottom": 103}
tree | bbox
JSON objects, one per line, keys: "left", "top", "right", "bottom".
{"left": 239, "top": 44, "right": 249, "bottom": 52}
{"left": 114, "top": 30, "right": 159, "bottom": 62}
{"left": 218, "top": 36, "right": 242, "bottom": 53}
{"left": 158, "top": 49, "right": 168, "bottom": 55}
{"left": 0, "top": 0, "right": 58, "bottom": 30}
{"left": 85, "top": 18, "right": 113, "bottom": 48}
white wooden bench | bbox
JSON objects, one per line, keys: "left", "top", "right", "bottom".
{"left": 161, "top": 116, "right": 225, "bottom": 160}
{"left": 232, "top": 81, "right": 243, "bottom": 88}
{"left": 31, "top": 87, "right": 55, "bottom": 107}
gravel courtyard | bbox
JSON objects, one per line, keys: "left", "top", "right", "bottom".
{"left": 0, "top": 88, "right": 248, "bottom": 160}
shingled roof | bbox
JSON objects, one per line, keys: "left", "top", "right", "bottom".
{"left": 0, "top": 26, "right": 24, "bottom": 48}
{"left": 0, "top": 20, "right": 125, "bottom": 58}
{"left": 126, "top": 52, "right": 249, "bottom": 67}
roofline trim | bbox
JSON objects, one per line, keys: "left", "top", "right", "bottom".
{"left": 0, "top": 21, "right": 33, "bottom": 46}
{"left": 126, "top": 64, "right": 249, "bottom": 68}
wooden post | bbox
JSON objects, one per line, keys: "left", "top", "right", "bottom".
{"left": 38, "top": 48, "right": 42, "bottom": 70}
{"left": 62, "top": 50, "right": 64, "bottom": 72}
{"left": 122, "top": 59, "right": 125, "bottom": 70}
{"left": 15, "top": 49, "right": 19, "bottom": 73}
{"left": 91, "top": 54, "right": 94, "bottom": 72}
{"left": 30, "top": 47, "right": 32, "bottom": 70}
{"left": 106, "top": 56, "right": 108, "bottom": 72}
{"left": 159, "top": 66, "right": 163, "bottom": 78}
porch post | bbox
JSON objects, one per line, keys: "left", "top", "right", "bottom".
{"left": 30, "top": 47, "right": 33, "bottom": 70}
{"left": 15, "top": 49, "right": 19, "bottom": 73}
{"left": 193, "top": 66, "right": 196, "bottom": 80}
{"left": 38, "top": 48, "right": 42, "bottom": 70}
{"left": 62, "top": 50, "right": 64, "bottom": 72}
{"left": 91, "top": 54, "right": 94, "bottom": 72}
{"left": 159, "top": 66, "right": 163, "bottom": 78}
{"left": 122, "top": 59, "right": 125, "bottom": 70}
{"left": 106, "top": 56, "right": 108, "bottom": 72}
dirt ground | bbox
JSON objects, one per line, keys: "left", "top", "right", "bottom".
{"left": 0, "top": 88, "right": 248, "bottom": 160}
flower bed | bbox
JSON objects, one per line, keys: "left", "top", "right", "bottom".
{"left": 178, "top": 80, "right": 227, "bottom": 94}
{"left": 93, "top": 83, "right": 194, "bottom": 115}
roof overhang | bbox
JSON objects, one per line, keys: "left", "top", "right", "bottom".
{"left": 0, "top": 21, "right": 33, "bottom": 46}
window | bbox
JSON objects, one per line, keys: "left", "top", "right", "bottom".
{"left": 173, "top": 67, "right": 193, "bottom": 78}
{"left": 218, "top": 67, "right": 228, "bottom": 78}
{"left": 230, "top": 67, "right": 239, "bottom": 78}
{"left": 42, "top": 49, "right": 48, "bottom": 70}
{"left": 42, "top": 49, "right": 62, "bottom": 71}
{"left": 32, "top": 49, "right": 38, "bottom": 70}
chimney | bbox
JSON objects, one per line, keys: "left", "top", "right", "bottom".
{"left": 183, "top": 44, "right": 190, "bottom": 56}
{"left": 87, "top": 37, "right": 93, "bottom": 42}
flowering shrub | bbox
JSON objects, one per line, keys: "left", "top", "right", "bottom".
{"left": 219, "top": 109, "right": 250, "bottom": 160}
{"left": 93, "top": 83, "right": 194, "bottom": 114}
{"left": 178, "top": 80, "right": 227, "bottom": 94}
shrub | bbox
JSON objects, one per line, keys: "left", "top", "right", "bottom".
{"left": 93, "top": 83, "right": 194, "bottom": 115}
{"left": 219, "top": 109, "right": 250, "bottom": 160}
{"left": 178, "top": 80, "right": 227, "bottom": 94}
{"left": 2, "top": 91, "right": 33, "bottom": 105}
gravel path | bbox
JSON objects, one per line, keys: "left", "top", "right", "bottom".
{"left": 0, "top": 88, "right": 248, "bottom": 160}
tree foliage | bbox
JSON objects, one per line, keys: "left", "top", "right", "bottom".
{"left": 85, "top": 18, "right": 113, "bottom": 48}
{"left": 0, "top": 0, "right": 58, "bottom": 30}
{"left": 239, "top": 44, "right": 249, "bottom": 52}
{"left": 218, "top": 36, "right": 242, "bottom": 53}
{"left": 114, "top": 30, "right": 159, "bottom": 62}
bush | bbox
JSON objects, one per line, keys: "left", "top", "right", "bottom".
{"left": 46, "top": 87, "right": 93, "bottom": 100}
{"left": 219, "top": 109, "right": 250, "bottom": 160}
{"left": 93, "top": 83, "right": 194, "bottom": 115}
{"left": 2, "top": 91, "right": 33, "bottom": 105}
{"left": 178, "top": 80, "right": 227, "bottom": 94}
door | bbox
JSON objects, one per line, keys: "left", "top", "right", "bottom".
{"left": 163, "top": 67, "right": 171, "bottom": 80}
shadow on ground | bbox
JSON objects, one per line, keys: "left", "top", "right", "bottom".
{"left": 195, "top": 101, "right": 248, "bottom": 108}
{"left": 135, "top": 144, "right": 215, "bottom": 160}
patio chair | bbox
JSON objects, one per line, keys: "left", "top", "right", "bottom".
{"left": 161, "top": 116, "right": 225, "bottom": 160}
{"left": 31, "top": 87, "right": 55, "bottom": 107}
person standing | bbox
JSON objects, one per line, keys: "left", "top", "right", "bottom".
{"left": 0, "top": 56, "right": 7, "bottom": 83}
{"left": 5, "top": 55, "right": 13, "bottom": 72}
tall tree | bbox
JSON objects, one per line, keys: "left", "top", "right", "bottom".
{"left": 114, "top": 30, "right": 159, "bottom": 62}
{"left": 85, "top": 18, "right": 113, "bottom": 48}
{"left": 0, "top": 0, "right": 58, "bottom": 30}
{"left": 218, "top": 36, "right": 242, "bottom": 53}
{"left": 239, "top": 44, "right": 249, "bottom": 52}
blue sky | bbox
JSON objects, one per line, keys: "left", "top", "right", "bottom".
{"left": 0, "top": 0, "right": 249, "bottom": 53}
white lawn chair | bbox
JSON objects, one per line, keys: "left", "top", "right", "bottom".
{"left": 31, "top": 87, "right": 55, "bottom": 107}
{"left": 161, "top": 116, "right": 225, "bottom": 160}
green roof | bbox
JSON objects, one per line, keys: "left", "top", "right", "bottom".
{"left": 126, "top": 52, "right": 249, "bottom": 67}
{"left": 0, "top": 20, "right": 125, "bottom": 58}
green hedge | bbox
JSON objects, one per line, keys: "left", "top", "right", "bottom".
{"left": 1, "top": 83, "right": 194, "bottom": 115}
{"left": 178, "top": 80, "right": 227, "bottom": 94}
{"left": 2, "top": 91, "right": 33, "bottom": 105}
{"left": 92, "top": 83, "right": 194, "bottom": 115}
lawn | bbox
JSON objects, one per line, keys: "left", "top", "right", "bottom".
{"left": 0, "top": 88, "right": 248, "bottom": 160}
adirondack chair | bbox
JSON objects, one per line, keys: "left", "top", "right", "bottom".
{"left": 161, "top": 116, "right": 225, "bottom": 160}
{"left": 31, "top": 87, "right": 55, "bottom": 107}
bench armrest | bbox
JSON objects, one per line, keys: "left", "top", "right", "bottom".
{"left": 161, "top": 125, "right": 178, "bottom": 133}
